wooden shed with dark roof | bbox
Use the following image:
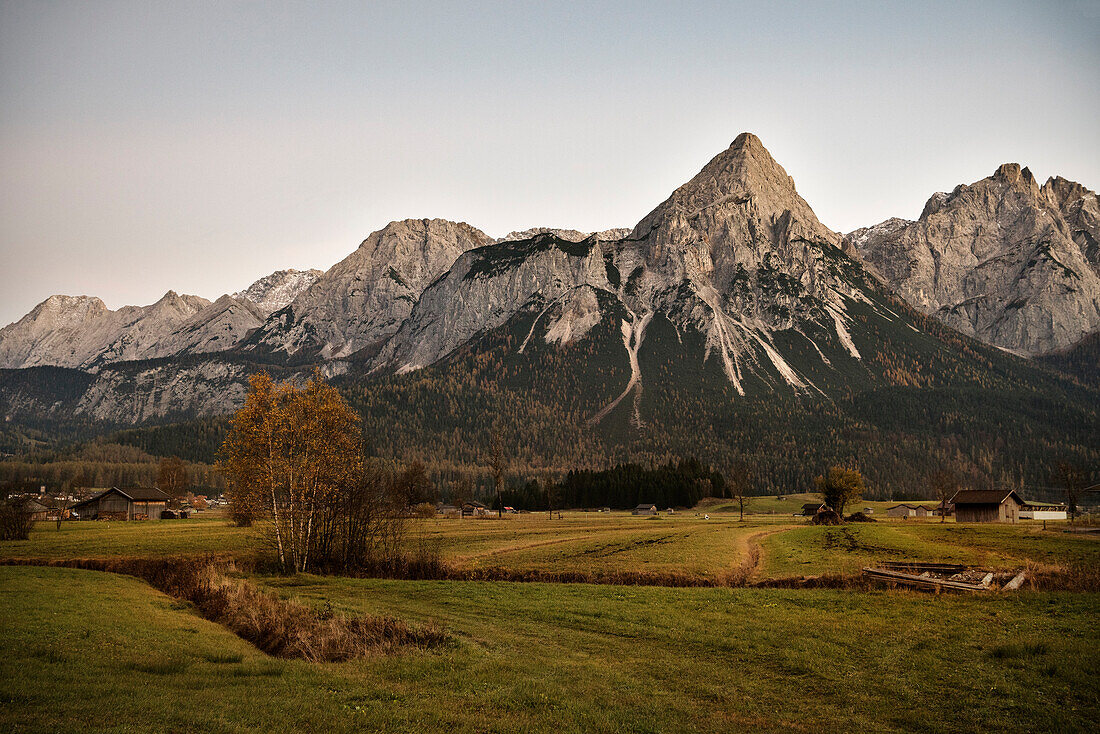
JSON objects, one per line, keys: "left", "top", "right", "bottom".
{"left": 950, "top": 489, "right": 1025, "bottom": 524}
{"left": 800, "top": 503, "right": 825, "bottom": 516}
{"left": 70, "top": 487, "right": 171, "bottom": 521}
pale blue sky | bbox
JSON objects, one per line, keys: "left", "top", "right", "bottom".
{"left": 2, "top": 0, "right": 1098, "bottom": 325}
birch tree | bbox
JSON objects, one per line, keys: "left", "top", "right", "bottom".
{"left": 220, "top": 371, "right": 361, "bottom": 572}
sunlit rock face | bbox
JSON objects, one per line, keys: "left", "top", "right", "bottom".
{"left": 0, "top": 291, "right": 211, "bottom": 369}
{"left": 847, "top": 165, "right": 1100, "bottom": 356}
{"left": 246, "top": 218, "right": 492, "bottom": 360}
{"left": 375, "top": 133, "right": 883, "bottom": 405}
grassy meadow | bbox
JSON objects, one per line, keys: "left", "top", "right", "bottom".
{"left": 3, "top": 565, "right": 1098, "bottom": 733}
{"left": 4, "top": 507, "right": 1097, "bottom": 581}
{"left": 2, "top": 502, "right": 1099, "bottom": 732}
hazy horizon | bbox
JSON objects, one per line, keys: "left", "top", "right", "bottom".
{"left": 2, "top": 0, "right": 1099, "bottom": 325}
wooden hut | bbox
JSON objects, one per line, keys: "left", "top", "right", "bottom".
{"left": 950, "top": 489, "right": 1025, "bottom": 524}
{"left": 932, "top": 500, "right": 954, "bottom": 517}
{"left": 461, "top": 501, "right": 489, "bottom": 517}
{"left": 886, "top": 504, "right": 919, "bottom": 518}
{"left": 632, "top": 504, "right": 658, "bottom": 516}
{"left": 24, "top": 499, "right": 50, "bottom": 522}
{"left": 70, "top": 487, "right": 170, "bottom": 520}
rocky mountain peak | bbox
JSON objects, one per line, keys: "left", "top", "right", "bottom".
{"left": 233, "top": 268, "right": 323, "bottom": 316}
{"left": 359, "top": 218, "right": 488, "bottom": 257}
{"left": 495, "top": 227, "right": 631, "bottom": 244}
{"left": 247, "top": 218, "right": 491, "bottom": 359}
{"left": 144, "top": 291, "right": 211, "bottom": 319}
{"left": 1042, "top": 176, "right": 1093, "bottom": 209}
{"left": 846, "top": 164, "right": 1100, "bottom": 355}
{"left": 375, "top": 134, "right": 874, "bottom": 402}
{"left": 991, "top": 162, "right": 1042, "bottom": 199}
{"left": 630, "top": 132, "right": 838, "bottom": 250}
{"left": 33, "top": 294, "right": 108, "bottom": 318}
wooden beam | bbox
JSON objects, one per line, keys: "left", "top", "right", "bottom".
{"left": 861, "top": 567, "right": 987, "bottom": 592}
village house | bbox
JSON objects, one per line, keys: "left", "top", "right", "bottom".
{"left": 800, "top": 502, "right": 829, "bottom": 517}
{"left": 950, "top": 489, "right": 1025, "bottom": 524}
{"left": 461, "top": 501, "right": 490, "bottom": 518}
{"left": 23, "top": 499, "right": 50, "bottom": 522}
{"left": 632, "top": 503, "right": 658, "bottom": 516}
{"left": 886, "top": 504, "right": 934, "bottom": 518}
{"left": 69, "top": 487, "right": 171, "bottom": 521}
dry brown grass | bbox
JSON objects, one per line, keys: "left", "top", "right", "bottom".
{"left": 1023, "top": 560, "right": 1100, "bottom": 592}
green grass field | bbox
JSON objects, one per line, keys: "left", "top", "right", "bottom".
{"left": 2, "top": 509, "right": 1099, "bottom": 732}
{"left": 5, "top": 512, "right": 1097, "bottom": 581}
{"left": 2, "top": 565, "right": 1097, "bottom": 733}
{"left": 0, "top": 515, "right": 262, "bottom": 560}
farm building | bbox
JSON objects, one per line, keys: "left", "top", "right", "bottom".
{"left": 932, "top": 501, "right": 954, "bottom": 517}
{"left": 1019, "top": 501, "right": 1068, "bottom": 521}
{"left": 950, "top": 489, "right": 1025, "bottom": 524}
{"left": 887, "top": 504, "right": 915, "bottom": 518}
{"left": 633, "top": 504, "right": 658, "bottom": 516}
{"left": 800, "top": 503, "right": 829, "bottom": 516}
{"left": 887, "top": 504, "right": 935, "bottom": 518}
{"left": 70, "top": 487, "right": 170, "bottom": 520}
{"left": 461, "top": 501, "right": 490, "bottom": 517}
{"left": 23, "top": 499, "right": 50, "bottom": 522}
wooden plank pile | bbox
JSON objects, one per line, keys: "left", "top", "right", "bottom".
{"left": 862, "top": 563, "right": 1027, "bottom": 593}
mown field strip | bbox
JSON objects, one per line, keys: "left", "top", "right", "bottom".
{"left": 7, "top": 564, "right": 1098, "bottom": 733}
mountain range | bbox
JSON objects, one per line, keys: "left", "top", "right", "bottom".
{"left": 1, "top": 133, "right": 1096, "bottom": 493}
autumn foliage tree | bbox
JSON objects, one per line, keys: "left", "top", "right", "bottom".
{"left": 156, "top": 456, "right": 190, "bottom": 498}
{"left": 488, "top": 426, "right": 506, "bottom": 518}
{"left": 931, "top": 469, "right": 958, "bottom": 524}
{"left": 725, "top": 461, "right": 753, "bottom": 521}
{"left": 219, "top": 371, "right": 362, "bottom": 573}
{"left": 1055, "top": 462, "right": 1083, "bottom": 524}
{"left": 815, "top": 466, "right": 865, "bottom": 519}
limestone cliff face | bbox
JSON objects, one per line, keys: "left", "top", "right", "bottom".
{"left": 7, "top": 134, "right": 1093, "bottom": 427}
{"left": 248, "top": 218, "right": 491, "bottom": 359}
{"left": 613, "top": 133, "right": 866, "bottom": 393}
{"left": 376, "top": 133, "right": 880, "bottom": 403}
{"left": 233, "top": 268, "right": 323, "bottom": 316}
{"left": 148, "top": 295, "right": 268, "bottom": 358}
{"left": 847, "top": 165, "right": 1100, "bottom": 355}
{"left": 376, "top": 234, "right": 615, "bottom": 373}
{"left": 0, "top": 291, "right": 210, "bottom": 369}
{"left": 494, "top": 227, "right": 631, "bottom": 244}
{"left": 1043, "top": 176, "right": 1100, "bottom": 277}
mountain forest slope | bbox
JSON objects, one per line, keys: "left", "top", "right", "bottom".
{"left": 0, "top": 134, "right": 1096, "bottom": 497}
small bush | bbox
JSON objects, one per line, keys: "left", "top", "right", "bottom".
{"left": 0, "top": 499, "right": 35, "bottom": 540}
{"left": 812, "top": 509, "right": 842, "bottom": 525}
{"left": 846, "top": 512, "right": 875, "bottom": 522}
{"left": 411, "top": 503, "right": 436, "bottom": 519}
